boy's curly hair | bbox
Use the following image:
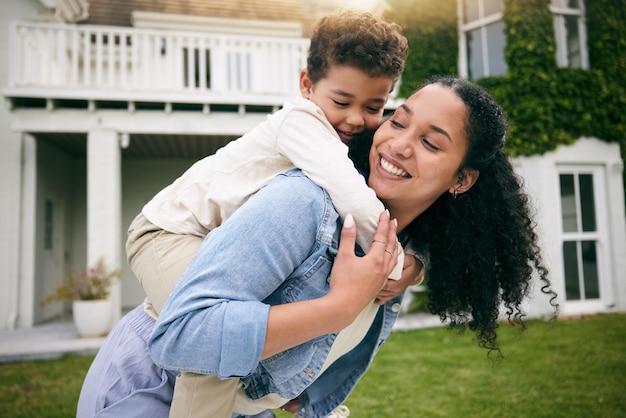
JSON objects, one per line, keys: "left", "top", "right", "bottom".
{"left": 307, "top": 11, "right": 408, "bottom": 89}
{"left": 349, "top": 76, "right": 559, "bottom": 356}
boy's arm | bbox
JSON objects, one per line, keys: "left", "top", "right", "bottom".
{"left": 276, "top": 102, "right": 404, "bottom": 279}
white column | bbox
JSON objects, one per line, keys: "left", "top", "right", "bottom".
{"left": 87, "top": 128, "right": 122, "bottom": 328}
{"left": 17, "top": 134, "right": 37, "bottom": 329}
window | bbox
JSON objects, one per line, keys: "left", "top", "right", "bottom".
{"left": 558, "top": 168, "right": 607, "bottom": 303}
{"left": 550, "top": 0, "right": 588, "bottom": 68}
{"left": 458, "top": 0, "right": 507, "bottom": 79}
{"left": 459, "top": 0, "right": 589, "bottom": 78}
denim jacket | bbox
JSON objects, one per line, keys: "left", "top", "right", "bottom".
{"left": 149, "top": 169, "right": 403, "bottom": 417}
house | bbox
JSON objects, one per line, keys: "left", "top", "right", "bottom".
{"left": 452, "top": 0, "right": 626, "bottom": 317}
{"left": 0, "top": 0, "right": 623, "bottom": 333}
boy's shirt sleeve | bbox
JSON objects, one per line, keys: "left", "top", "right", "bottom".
{"left": 276, "top": 99, "right": 404, "bottom": 279}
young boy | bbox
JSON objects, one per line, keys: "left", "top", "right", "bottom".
{"left": 126, "top": 11, "right": 410, "bottom": 418}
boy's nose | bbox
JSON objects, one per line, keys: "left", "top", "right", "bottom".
{"left": 346, "top": 110, "right": 365, "bottom": 127}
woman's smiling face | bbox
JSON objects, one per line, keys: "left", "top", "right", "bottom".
{"left": 368, "top": 83, "right": 475, "bottom": 230}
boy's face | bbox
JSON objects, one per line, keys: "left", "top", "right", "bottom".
{"left": 300, "top": 65, "right": 393, "bottom": 143}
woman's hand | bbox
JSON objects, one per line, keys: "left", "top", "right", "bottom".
{"left": 261, "top": 211, "right": 397, "bottom": 359}
{"left": 325, "top": 210, "right": 398, "bottom": 328}
{"left": 374, "top": 254, "right": 424, "bottom": 305}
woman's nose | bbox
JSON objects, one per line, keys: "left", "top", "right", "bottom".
{"left": 388, "top": 135, "right": 413, "bottom": 157}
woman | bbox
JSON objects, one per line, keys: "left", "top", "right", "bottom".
{"left": 78, "top": 77, "right": 557, "bottom": 417}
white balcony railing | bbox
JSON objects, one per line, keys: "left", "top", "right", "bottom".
{"left": 6, "top": 21, "right": 310, "bottom": 106}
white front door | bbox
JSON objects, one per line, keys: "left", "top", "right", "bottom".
{"left": 37, "top": 194, "right": 67, "bottom": 322}
{"left": 35, "top": 140, "right": 71, "bottom": 324}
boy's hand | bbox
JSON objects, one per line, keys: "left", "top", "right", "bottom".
{"left": 374, "top": 254, "right": 424, "bottom": 305}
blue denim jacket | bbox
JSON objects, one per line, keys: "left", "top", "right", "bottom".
{"left": 149, "top": 169, "right": 403, "bottom": 417}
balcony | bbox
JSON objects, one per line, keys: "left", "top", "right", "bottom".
{"left": 4, "top": 21, "right": 311, "bottom": 112}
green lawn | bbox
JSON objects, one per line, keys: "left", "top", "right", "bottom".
{"left": 1, "top": 314, "right": 624, "bottom": 417}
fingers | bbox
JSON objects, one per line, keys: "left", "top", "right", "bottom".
{"left": 370, "top": 211, "right": 390, "bottom": 246}
{"left": 375, "top": 254, "right": 421, "bottom": 304}
{"left": 386, "top": 216, "right": 398, "bottom": 258}
{"left": 383, "top": 212, "right": 398, "bottom": 272}
{"left": 328, "top": 211, "right": 399, "bottom": 323}
{"left": 370, "top": 210, "right": 395, "bottom": 252}
{"left": 367, "top": 211, "right": 399, "bottom": 287}
{"left": 340, "top": 210, "right": 397, "bottom": 278}
{"left": 337, "top": 213, "right": 357, "bottom": 257}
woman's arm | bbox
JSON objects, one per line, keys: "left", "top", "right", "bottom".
{"left": 149, "top": 171, "right": 396, "bottom": 377}
{"left": 262, "top": 209, "right": 397, "bottom": 358}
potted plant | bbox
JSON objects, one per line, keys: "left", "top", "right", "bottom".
{"left": 40, "top": 257, "right": 120, "bottom": 337}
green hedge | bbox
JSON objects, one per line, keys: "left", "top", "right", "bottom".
{"left": 386, "top": 0, "right": 458, "bottom": 98}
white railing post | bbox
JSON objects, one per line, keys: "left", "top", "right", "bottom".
{"left": 37, "top": 28, "right": 47, "bottom": 85}
{"left": 150, "top": 33, "right": 160, "bottom": 89}
{"left": 131, "top": 32, "right": 139, "bottom": 88}
{"left": 82, "top": 27, "right": 90, "bottom": 86}
{"left": 119, "top": 32, "right": 127, "bottom": 88}
{"left": 186, "top": 36, "right": 195, "bottom": 90}
{"left": 107, "top": 30, "right": 115, "bottom": 87}
{"left": 8, "top": 23, "right": 21, "bottom": 87}
{"left": 70, "top": 29, "right": 79, "bottom": 86}
{"left": 54, "top": 28, "right": 65, "bottom": 85}
{"left": 142, "top": 33, "right": 149, "bottom": 88}
{"left": 95, "top": 31, "right": 103, "bottom": 87}
{"left": 198, "top": 37, "right": 207, "bottom": 91}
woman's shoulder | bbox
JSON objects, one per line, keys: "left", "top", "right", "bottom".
{"left": 255, "top": 168, "right": 339, "bottom": 227}
{"left": 267, "top": 168, "right": 328, "bottom": 198}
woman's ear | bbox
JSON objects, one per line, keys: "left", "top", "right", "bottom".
{"left": 299, "top": 69, "right": 312, "bottom": 98}
{"left": 448, "top": 169, "right": 479, "bottom": 196}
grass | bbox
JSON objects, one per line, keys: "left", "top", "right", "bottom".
{"left": 1, "top": 314, "right": 624, "bottom": 417}
{"left": 0, "top": 354, "right": 94, "bottom": 417}
{"left": 341, "top": 313, "right": 626, "bottom": 418}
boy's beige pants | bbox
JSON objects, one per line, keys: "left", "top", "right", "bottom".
{"left": 126, "top": 213, "right": 239, "bottom": 418}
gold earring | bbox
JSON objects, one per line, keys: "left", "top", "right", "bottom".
{"left": 453, "top": 174, "right": 464, "bottom": 198}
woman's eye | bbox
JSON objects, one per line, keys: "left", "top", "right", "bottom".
{"left": 389, "top": 119, "right": 404, "bottom": 128}
{"left": 422, "top": 138, "right": 440, "bottom": 151}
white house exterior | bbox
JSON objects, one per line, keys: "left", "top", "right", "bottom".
{"left": 514, "top": 139, "right": 626, "bottom": 318}
{"left": 0, "top": 0, "right": 624, "bottom": 333}
{"left": 456, "top": 0, "right": 626, "bottom": 318}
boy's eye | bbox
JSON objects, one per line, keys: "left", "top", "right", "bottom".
{"left": 333, "top": 99, "right": 348, "bottom": 107}
{"left": 367, "top": 106, "right": 383, "bottom": 114}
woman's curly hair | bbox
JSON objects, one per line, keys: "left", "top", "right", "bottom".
{"left": 350, "top": 76, "right": 558, "bottom": 356}
{"left": 306, "top": 11, "right": 408, "bottom": 88}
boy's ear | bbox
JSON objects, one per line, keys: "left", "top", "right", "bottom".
{"left": 299, "top": 69, "right": 312, "bottom": 98}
